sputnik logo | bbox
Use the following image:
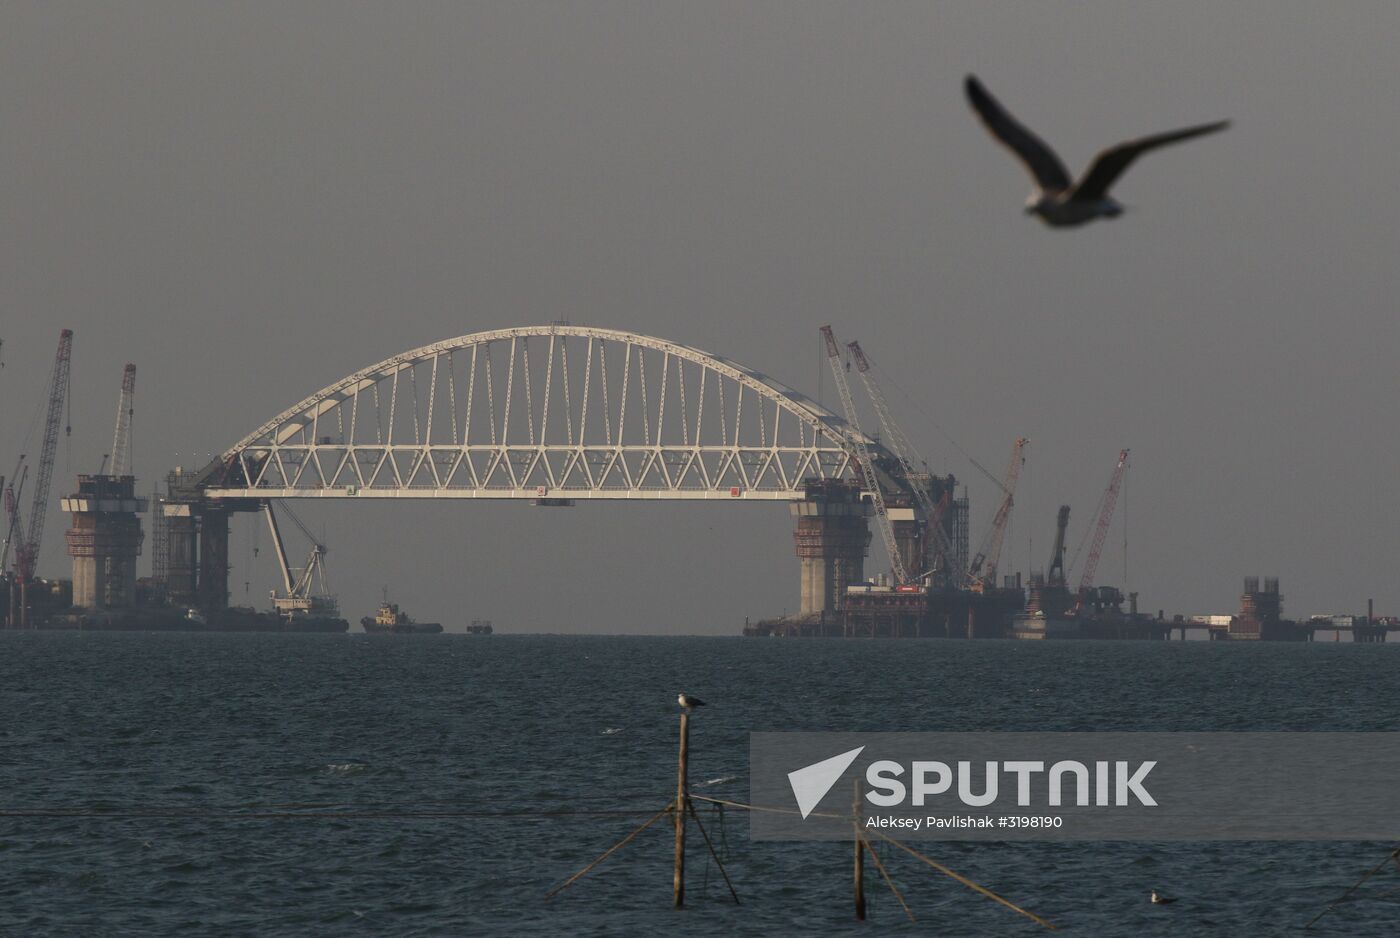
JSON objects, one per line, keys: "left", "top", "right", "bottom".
{"left": 787, "top": 746, "right": 865, "bottom": 819}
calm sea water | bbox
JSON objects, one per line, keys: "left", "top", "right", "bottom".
{"left": 3, "top": 633, "right": 1399, "bottom": 936}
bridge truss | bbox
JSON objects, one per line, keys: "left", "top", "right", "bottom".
{"left": 196, "top": 326, "right": 888, "bottom": 502}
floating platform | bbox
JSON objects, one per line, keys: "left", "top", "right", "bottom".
{"left": 38, "top": 605, "right": 348, "bottom": 632}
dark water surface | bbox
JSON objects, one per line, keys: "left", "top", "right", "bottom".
{"left": 3, "top": 633, "right": 1399, "bottom": 936}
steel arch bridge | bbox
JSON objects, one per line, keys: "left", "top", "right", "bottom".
{"left": 196, "top": 325, "right": 891, "bottom": 502}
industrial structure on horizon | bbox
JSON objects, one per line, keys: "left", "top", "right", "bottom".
{"left": 1, "top": 324, "right": 1392, "bottom": 642}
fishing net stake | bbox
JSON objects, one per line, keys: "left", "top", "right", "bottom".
{"left": 1305, "top": 846, "right": 1400, "bottom": 929}
{"left": 544, "top": 801, "right": 674, "bottom": 899}
{"left": 686, "top": 798, "right": 740, "bottom": 904}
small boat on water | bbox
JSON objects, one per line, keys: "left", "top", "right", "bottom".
{"left": 466, "top": 619, "right": 493, "bottom": 635}
{"left": 361, "top": 595, "right": 443, "bottom": 634}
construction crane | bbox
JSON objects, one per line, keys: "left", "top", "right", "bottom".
{"left": 1047, "top": 504, "right": 1071, "bottom": 588}
{"left": 967, "top": 437, "right": 1029, "bottom": 591}
{"left": 262, "top": 500, "right": 337, "bottom": 620}
{"left": 1076, "top": 449, "right": 1131, "bottom": 595}
{"left": 820, "top": 326, "right": 909, "bottom": 585}
{"left": 110, "top": 364, "right": 136, "bottom": 477}
{"left": 3, "top": 460, "right": 27, "bottom": 627}
{"left": 846, "top": 342, "right": 932, "bottom": 493}
{"left": 13, "top": 329, "right": 72, "bottom": 583}
{"left": 2, "top": 459, "right": 27, "bottom": 575}
{"left": 845, "top": 340, "right": 960, "bottom": 584}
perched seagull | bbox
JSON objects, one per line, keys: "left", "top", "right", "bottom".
{"left": 964, "top": 74, "right": 1229, "bottom": 228}
{"left": 677, "top": 693, "right": 707, "bottom": 712}
{"left": 1150, "top": 890, "right": 1178, "bottom": 905}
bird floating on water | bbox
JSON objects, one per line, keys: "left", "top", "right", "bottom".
{"left": 1151, "top": 890, "right": 1178, "bottom": 905}
{"left": 964, "top": 74, "right": 1229, "bottom": 228}
{"left": 677, "top": 693, "right": 707, "bottom": 712}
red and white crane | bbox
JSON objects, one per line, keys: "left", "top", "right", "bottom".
{"left": 820, "top": 326, "right": 909, "bottom": 585}
{"left": 1076, "top": 448, "right": 1130, "bottom": 595}
{"left": 967, "top": 437, "right": 1029, "bottom": 590}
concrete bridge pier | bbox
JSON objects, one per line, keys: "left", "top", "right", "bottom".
{"left": 791, "top": 480, "right": 870, "bottom": 617}
{"left": 890, "top": 513, "right": 923, "bottom": 584}
{"left": 197, "top": 508, "right": 230, "bottom": 612}
{"left": 62, "top": 474, "right": 148, "bottom": 610}
{"left": 165, "top": 508, "right": 198, "bottom": 608}
{"left": 161, "top": 499, "right": 233, "bottom": 613}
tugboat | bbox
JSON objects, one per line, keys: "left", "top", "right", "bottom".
{"left": 361, "top": 591, "right": 444, "bottom": 634}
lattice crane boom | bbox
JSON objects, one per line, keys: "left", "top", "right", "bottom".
{"left": 821, "top": 326, "right": 909, "bottom": 585}
{"left": 1049, "top": 504, "right": 1071, "bottom": 587}
{"left": 262, "top": 502, "right": 297, "bottom": 596}
{"left": 110, "top": 364, "right": 136, "bottom": 477}
{"left": 968, "top": 437, "right": 1028, "bottom": 588}
{"left": 16, "top": 329, "right": 72, "bottom": 580}
{"left": 846, "top": 340, "right": 959, "bottom": 582}
{"left": 2, "top": 461, "right": 27, "bottom": 574}
{"left": 263, "top": 499, "right": 328, "bottom": 598}
{"left": 1077, "top": 449, "right": 1130, "bottom": 592}
{"left": 846, "top": 342, "right": 931, "bottom": 504}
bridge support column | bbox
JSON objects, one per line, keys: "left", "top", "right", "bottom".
{"left": 792, "top": 480, "right": 870, "bottom": 617}
{"left": 891, "top": 516, "right": 922, "bottom": 583}
{"left": 165, "top": 508, "right": 198, "bottom": 607}
{"left": 197, "top": 509, "right": 230, "bottom": 612}
{"left": 63, "top": 475, "right": 147, "bottom": 610}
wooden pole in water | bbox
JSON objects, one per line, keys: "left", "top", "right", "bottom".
{"left": 674, "top": 710, "right": 689, "bottom": 909}
{"left": 853, "top": 779, "right": 866, "bottom": 920}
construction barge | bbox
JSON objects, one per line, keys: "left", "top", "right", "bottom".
{"left": 744, "top": 457, "right": 1388, "bottom": 642}
{"left": 747, "top": 574, "right": 1391, "bottom": 642}
{"left": 18, "top": 598, "right": 348, "bottom": 632}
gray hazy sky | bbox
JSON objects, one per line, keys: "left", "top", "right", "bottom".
{"left": 3, "top": 2, "right": 1398, "bottom": 632}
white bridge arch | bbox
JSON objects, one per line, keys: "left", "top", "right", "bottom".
{"left": 197, "top": 325, "right": 892, "bottom": 501}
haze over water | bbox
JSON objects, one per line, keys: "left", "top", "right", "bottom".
{"left": 3, "top": 632, "right": 1398, "bottom": 935}
{"left": 5, "top": 3, "right": 1400, "bottom": 627}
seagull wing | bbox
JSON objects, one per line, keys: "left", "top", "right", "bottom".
{"left": 1070, "top": 120, "right": 1230, "bottom": 202}
{"left": 964, "top": 75, "right": 1071, "bottom": 193}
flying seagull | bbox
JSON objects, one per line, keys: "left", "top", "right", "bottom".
{"left": 964, "top": 74, "right": 1229, "bottom": 227}
{"left": 677, "top": 693, "right": 707, "bottom": 712}
{"left": 1151, "top": 890, "right": 1178, "bottom": 905}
